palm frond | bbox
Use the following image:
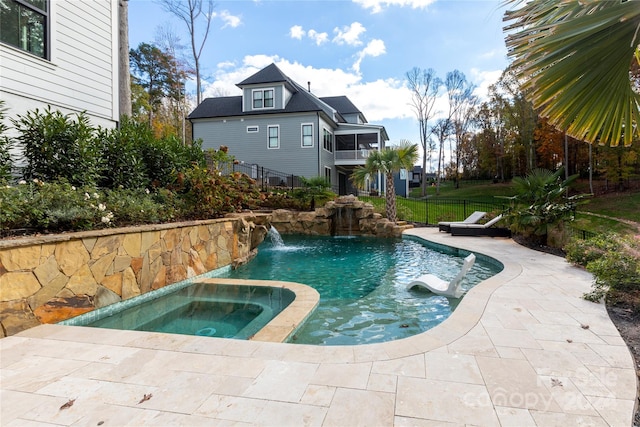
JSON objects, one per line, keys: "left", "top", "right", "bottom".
{"left": 504, "top": 0, "right": 640, "bottom": 147}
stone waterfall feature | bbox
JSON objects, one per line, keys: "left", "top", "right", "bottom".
{"left": 270, "top": 195, "right": 413, "bottom": 238}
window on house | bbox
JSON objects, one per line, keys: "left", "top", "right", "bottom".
{"left": 247, "top": 126, "right": 259, "bottom": 133}
{"left": 253, "top": 89, "right": 274, "bottom": 109}
{"left": 323, "top": 128, "right": 333, "bottom": 153}
{"left": 301, "top": 123, "right": 313, "bottom": 147}
{"left": 324, "top": 167, "right": 332, "bottom": 184}
{"left": 0, "top": 0, "right": 48, "bottom": 59}
{"left": 267, "top": 125, "right": 279, "bottom": 149}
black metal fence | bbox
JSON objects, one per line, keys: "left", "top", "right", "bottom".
{"left": 358, "top": 196, "right": 509, "bottom": 225}
{"left": 211, "top": 160, "right": 306, "bottom": 192}
{"left": 208, "top": 160, "right": 603, "bottom": 241}
{"left": 358, "top": 195, "right": 600, "bottom": 241}
{"left": 568, "top": 227, "right": 597, "bottom": 240}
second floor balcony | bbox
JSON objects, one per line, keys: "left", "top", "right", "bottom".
{"left": 334, "top": 149, "right": 373, "bottom": 165}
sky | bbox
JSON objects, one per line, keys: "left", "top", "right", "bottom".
{"left": 128, "top": 0, "right": 511, "bottom": 149}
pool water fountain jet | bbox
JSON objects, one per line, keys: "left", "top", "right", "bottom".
{"left": 267, "top": 226, "right": 285, "bottom": 247}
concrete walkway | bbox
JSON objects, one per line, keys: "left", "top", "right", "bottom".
{"left": 1, "top": 228, "right": 637, "bottom": 426}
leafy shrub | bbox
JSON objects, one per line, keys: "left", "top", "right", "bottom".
{"left": 0, "top": 180, "right": 104, "bottom": 232}
{"left": 103, "top": 188, "right": 167, "bottom": 225}
{"left": 177, "top": 165, "right": 262, "bottom": 219}
{"left": 0, "top": 101, "right": 13, "bottom": 183}
{"left": 96, "top": 117, "right": 150, "bottom": 189}
{"left": 568, "top": 233, "right": 640, "bottom": 302}
{"left": 142, "top": 135, "right": 205, "bottom": 188}
{"left": 12, "top": 107, "right": 100, "bottom": 186}
{"left": 565, "top": 233, "right": 621, "bottom": 266}
{"left": 0, "top": 180, "right": 182, "bottom": 234}
{"left": 260, "top": 191, "right": 306, "bottom": 210}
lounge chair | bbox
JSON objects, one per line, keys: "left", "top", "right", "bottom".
{"left": 438, "top": 211, "right": 486, "bottom": 232}
{"left": 449, "top": 214, "right": 511, "bottom": 237}
{"left": 406, "top": 253, "right": 476, "bottom": 298}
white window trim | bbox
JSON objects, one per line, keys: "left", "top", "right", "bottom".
{"left": 324, "top": 166, "right": 332, "bottom": 184}
{"left": 246, "top": 125, "right": 259, "bottom": 133}
{"left": 252, "top": 88, "right": 275, "bottom": 110}
{"left": 322, "top": 128, "right": 334, "bottom": 153}
{"left": 301, "top": 123, "right": 313, "bottom": 148}
{"left": 267, "top": 125, "right": 280, "bottom": 149}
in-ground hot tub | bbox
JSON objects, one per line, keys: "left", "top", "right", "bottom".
{"left": 62, "top": 278, "right": 320, "bottom": 342}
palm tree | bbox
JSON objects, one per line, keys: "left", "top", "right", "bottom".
{"left": 499, "top": 167, "right": 588, "bottom": 246}
{"left": 351, "top": 141, "right": 418, "bottom": 222}
{"left": 503, "top": 0, "right": 640, "bottom": 147}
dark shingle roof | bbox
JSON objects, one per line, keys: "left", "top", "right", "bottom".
{"left": 189, "top": 64, "right": 356, "bottom": 125}
{"left": 188, "top": 96, "right": 242, "bottom": 119}
{"left": 238, "top": 63, "right": 290, "bottom": 86}
{"left": 320, "top": 96, "right": 361, "bottom": 115}
{"left": 187, "top": 91, "right": 329, "bottom": 120}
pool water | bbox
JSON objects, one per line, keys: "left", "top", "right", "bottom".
{"left": 225, "top": 234, "right": 501, "bottom": 345}
{"left": 85, "top": 283, "right": 294, "bottom": 339}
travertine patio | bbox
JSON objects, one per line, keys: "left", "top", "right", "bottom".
{"left": 1, "top": 228, "right": 636, "bottom": 426}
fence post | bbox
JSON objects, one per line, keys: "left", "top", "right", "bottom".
{"left": 463, "top": 200, "right": 467, "bottom": 219}
{"left": 425, "top": 198, "right": 429, "bottom": 225}
{"left": 291, "top": 174, "right": 294, "bottom": 191}
{"left": 261, "top": 166, "right": 264, "bottom": 191}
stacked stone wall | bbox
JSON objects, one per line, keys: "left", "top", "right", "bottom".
{"left": 0, "top": 216, "right": 268, "bottom": 337}
{"left": 269, "top": 196, "right": 413, "bottom": 238}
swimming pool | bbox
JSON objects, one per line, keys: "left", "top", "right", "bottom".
{"left": 225, "top": 234, "right": 502, "bottom": 345}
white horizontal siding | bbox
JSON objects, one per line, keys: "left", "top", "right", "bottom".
{"left": 0, "top": 0, "right": 118, "bottom": 126}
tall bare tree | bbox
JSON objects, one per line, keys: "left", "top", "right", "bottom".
{"left": 157, "top": 0, "right": 214, "bottom": 105}
{"left": 431, "top": 118, "right": 451, "bottom": 196}
{"left": 445, "top": 70, "right": 476, "bottom": 189}
{"left": 118, "top": 0, "right": 131, "bottom": 118}
{"left": 405, "top": 67, "right": 441, "bottom": 197}
{"left": 155, "top": 25, "right": 193, "bottom": 142}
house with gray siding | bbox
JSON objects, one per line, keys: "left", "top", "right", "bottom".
{"left": 188, "top": 63, "right": 391, "bottom": 195}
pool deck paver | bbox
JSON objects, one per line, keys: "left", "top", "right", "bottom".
{"left": 1, "top": 228, "right": 637, "bottom": 426}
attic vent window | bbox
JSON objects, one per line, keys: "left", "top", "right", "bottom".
{"left": 247, "top": 126, "right": 259, "bottom": 133}
{"left": 252, "top": 89, "right": 274, "bottom": 109}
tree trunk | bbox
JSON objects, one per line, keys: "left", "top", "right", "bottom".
{"left": 385, "top": 172, "right": 397, "bottom": 222}
{"left": 118, "top": 0, "right": 131, "bottom": 118}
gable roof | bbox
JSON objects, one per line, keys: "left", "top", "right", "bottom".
{"left": 188, "top": 63, "right": 373, "bottom": 129}
{"left": 237, "top": 63, "right": 290, "bottom": 86}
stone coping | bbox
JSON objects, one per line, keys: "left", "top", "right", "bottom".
{"left": 198, "top": 278, "right": 320, "bottom": 343}
{"left": 0, "top": 218, "right": 235, "bottom": 249}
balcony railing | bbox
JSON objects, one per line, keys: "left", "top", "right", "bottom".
{"left": 335, "top": 149, "right": 371, "bottom": 161}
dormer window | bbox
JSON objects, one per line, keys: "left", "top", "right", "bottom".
{"left": 253, "top": 88, "right": 274, "bottom": 109}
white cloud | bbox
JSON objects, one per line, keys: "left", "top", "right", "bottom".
{"left": 353, "top": 0, "right": 436, "bottom": 13}
{"left": 345, "top": 78, "right": 412, "bottom": 121}
{"left": 217, "top": 60, "right": 236, "bottom": 69}
{"left": 333, "top": 22, "right": 366, "bottom": 46}
{"left": 200, "top": 56, "right": 502, "bottom": 134}
{"left": 307, "top": 29, "right": 329, "bottom": 46}
{"left": 469, "top": 68, "right": 503, "bottom": 101}
{"left": 289, "top": 25, "right": 305, "bottom": 40}
{"left": 353, "top": 39, "right": 386, "bottom": 73}
{"left": 212, "top": 10, "right": 242, "bottom": 28}
{"left": 201, "top": 55, "right": 411, "bottom": 122}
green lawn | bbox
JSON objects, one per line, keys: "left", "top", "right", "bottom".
{"left": 380, "top": 179, "right": 639, "bottom": 237}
